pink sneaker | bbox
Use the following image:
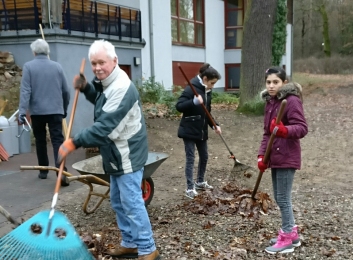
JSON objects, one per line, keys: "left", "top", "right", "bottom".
{"left": 265, "top": 230, "right": 294, "bottom": 254}
{"left": 269, "top": 226, "right": 301, "bottom": 247}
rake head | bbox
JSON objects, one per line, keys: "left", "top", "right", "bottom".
{"left": 231, "top": 159, "right": 254, "bottom": 175}
{"left": 0, "top": 210, "right": 94, "bottom": 260}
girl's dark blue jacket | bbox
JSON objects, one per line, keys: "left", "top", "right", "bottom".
{"left": 176, "top": 76, "right": 217, "bottom": 141}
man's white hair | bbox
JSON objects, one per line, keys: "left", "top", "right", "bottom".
{"left": 88, "top": 40, "right": 118, "bottom": 60}
{"left": 30, "top": 39, "right": 50, "bottom": 55}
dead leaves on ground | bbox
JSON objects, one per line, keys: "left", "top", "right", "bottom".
{"left": 80, "top": 183, "right": 274, "bottom": 259}
{"left": 181, "top": 182, "right": 273, "bottom": 220}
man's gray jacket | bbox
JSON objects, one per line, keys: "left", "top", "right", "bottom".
{"left": 19, "top": 54, "right": 70, "bottom": 116}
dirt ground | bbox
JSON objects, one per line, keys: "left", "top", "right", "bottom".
{"left": 54, "top": 75, "right": 353, "bottom": 259}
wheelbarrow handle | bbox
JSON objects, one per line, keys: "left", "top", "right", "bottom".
{"left": 0, "top": 205, "right": 20, "bottom": 227}
{"left": 251, "top": 99, "right": 287, "bottom": 200}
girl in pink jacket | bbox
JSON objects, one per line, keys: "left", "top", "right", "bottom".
{"left": 258, "top": 67, "right": 308, "bottom": 254}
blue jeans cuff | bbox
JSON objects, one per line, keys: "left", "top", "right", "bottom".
{"left": 138, "top": 245, "right": 157, "bottom": 256}
{"left": 121, "top": 241, "right": 137, "bottom": 248}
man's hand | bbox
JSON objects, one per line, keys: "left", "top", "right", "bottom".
{"left": 257, "top": 155, "right": 268, "bottom": 173}
{"left": 18, "top": 114, "right": 26, "bottom": 125}
{"left": 270, "top": 118, "right": 288, "bottom": 138}
{"left": 57, "top": 139, "right": 76, "bottom": 164}
{"left": 73, "top": 74, "right": 87, "bottom": 91}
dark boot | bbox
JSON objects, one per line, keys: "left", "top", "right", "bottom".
{"left": 38, "top": 171, "right": 48, "bottom": 179}
{"left": 105, "top": 246, "right": 138, "bottom": 258}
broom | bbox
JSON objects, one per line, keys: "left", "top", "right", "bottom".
{"left": 0, "top": 59, "right": 94, "bottom": 260}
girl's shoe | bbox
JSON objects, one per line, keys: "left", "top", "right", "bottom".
{"left": 185, "top": 189, "right": 198, "bottom": 199}
{"left": 265, "top": 230, "right": 294, "bottom": 254}
{"left": 195, "top": 181, "right": 213, "bottom": 190}
{"left": 269, "top": 226, "right": 301, "bottom": 247}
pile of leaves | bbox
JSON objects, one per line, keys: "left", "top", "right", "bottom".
{"left": 181, "top": 183, "right": 273, "bottom": 220}
{"left": 78, "top": 183, "right": 274, "bottom": 259}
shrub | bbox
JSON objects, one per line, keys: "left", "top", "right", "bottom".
{"left": 136, "top": 77, "right": 164, "bottom": 103}
{"left": 136, "top": 78, "right": 240, "bottom": 117}
{"left": 212, "top": 92, "right": 239, "bottom": 105}
{"left": 237, "top": 94, "right": 265, "bottom": 115}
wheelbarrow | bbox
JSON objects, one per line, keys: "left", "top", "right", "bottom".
{"left": 20, "top": 151, "right": 168, "bottom": 214}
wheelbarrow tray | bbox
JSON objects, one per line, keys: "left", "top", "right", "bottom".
{"left": 72, "top": 151, "right": 169, "bottom": 184}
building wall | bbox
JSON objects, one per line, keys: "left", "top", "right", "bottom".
{"left": 141, "top": 0, "right": 226, "bottom": 90}
{"left": 204, "top": 0, "right": 225, "bottom": 89}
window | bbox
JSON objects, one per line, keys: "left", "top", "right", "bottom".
{"left": 225, "top": 64, "right": 241, "bottom": 91}
{"left": 171, "top": 0, "right": 204, "bottom": 46}
{"left": 225, "top": 0, "right": 244, "bottom": 49}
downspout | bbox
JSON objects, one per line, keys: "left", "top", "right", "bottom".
{"left": 48, "top": 0, "right": 52, "bottom": 29}
{"left": 148, "top": 0, "right": 155, "bottom": 79}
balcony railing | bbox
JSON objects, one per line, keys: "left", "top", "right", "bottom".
{"left": 0, "top": 0, "right": 142, "bottom": 41}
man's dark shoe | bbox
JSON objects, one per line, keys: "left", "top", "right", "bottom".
{"left": 138, "top": 250, "right": 160, "bottom": 260}
{"left": 38, "top": 172, "right": 48, "bottom": 179}
{"left": 105, "top": 246, "right": 138, "bottom": 258}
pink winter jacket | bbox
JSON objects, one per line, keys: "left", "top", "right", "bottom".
{"left": 258, "top": 82, "right": 308, "bottom": 169}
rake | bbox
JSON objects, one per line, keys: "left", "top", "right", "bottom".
{"left": 251, "top": 99, "right": 287, "bottom": 200}
{"left": 0, "top": 59, "right": 94, "bottom": 260}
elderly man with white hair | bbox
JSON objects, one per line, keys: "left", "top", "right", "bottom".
{"left": 18, "top": 39, "right": 70, "bottom": 182}
{"left": 57, "top": 40, "right": 160, "bottom": 260}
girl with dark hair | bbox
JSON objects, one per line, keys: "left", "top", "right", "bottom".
{"left": 176, "top": 63, "right": 221, "bottom": 199}
{"left": 258, "top": 66, "right": 308, "bottom": 254}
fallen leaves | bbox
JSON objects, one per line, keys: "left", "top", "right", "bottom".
{"left": 181, "top": 182, "right": 273, "bottom": 220}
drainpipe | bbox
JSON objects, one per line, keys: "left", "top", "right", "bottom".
{"left": 148, "top": 0, "right": 155, "bottom": 80}
{"left": 48, "top": 0, "right": 52, "bottom": 29}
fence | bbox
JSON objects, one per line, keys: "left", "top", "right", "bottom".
{"left": 0, "top": 0, "right": 142, "bottom": 41}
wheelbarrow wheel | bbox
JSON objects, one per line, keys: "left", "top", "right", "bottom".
{"left": 141, "top": 177, "right": 154, "bottom": 207}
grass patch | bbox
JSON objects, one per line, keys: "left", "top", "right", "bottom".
{"left": 212, "top": 92, "right": 239, "bottom": 105}
{"left": 236, "top": 95, "right": 265, "bottom": 116}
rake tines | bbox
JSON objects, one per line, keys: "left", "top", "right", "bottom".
{"left": 0, "top": 210, "right": 94, "bottom": 260}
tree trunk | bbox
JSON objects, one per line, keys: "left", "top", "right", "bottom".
{"left": 319, "top": 4, "right": 331, "bottom": 57}
{"left": 239, "top": 0, "right": 278, "bottom": 105}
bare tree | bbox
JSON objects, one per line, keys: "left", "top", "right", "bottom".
{"left": 239, "top": 0, "right": 278, "bottom": 105}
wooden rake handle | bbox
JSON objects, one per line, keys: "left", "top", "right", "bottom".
{"left": 251, "top": 99, "right": 287, "bottom": 200}
{"left": 54, "top": 59, "right": 85, "bottom": 194}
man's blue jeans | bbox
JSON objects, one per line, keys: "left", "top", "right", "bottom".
{"left": 271, "top": 168, "right": 296, "bottom": 233}
{"left": 110, "top": 168, "right": 156, "bottom": 255}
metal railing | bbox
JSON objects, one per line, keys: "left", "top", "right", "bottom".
{"left": 0, "top": 0, "right": 142, "bottom": 41}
